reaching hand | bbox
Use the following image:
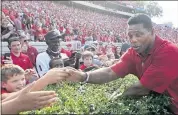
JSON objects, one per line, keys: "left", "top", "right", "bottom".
{"left": 64, "top": 67, "right": 85, "bottom": 82}
{"left": 15, "top": 82, "right": 58, "bottom": 112}
{"left": 43, "top": 68, "right": 70, "bottom": 84}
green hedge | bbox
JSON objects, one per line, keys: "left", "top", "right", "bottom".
{"left": 21, "top": 75, "right": 173, "bottom": 114}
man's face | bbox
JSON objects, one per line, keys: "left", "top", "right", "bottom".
{"left": 83, "top": 56, "right": 93, "bottom": 67}
{"left": 10, "top": 41, "right": 22, "bottom": 54}
{"left": 2, "top": 74, "right": 26, "bottom": 92}
{"left": 116, "top": 46, "right": 121, "bottom": 54}
{"left": 127, "top": 24, "right": 153, "bottom": 54}
{"left": 48, "top": 39, "right": 61, "bottom": 52}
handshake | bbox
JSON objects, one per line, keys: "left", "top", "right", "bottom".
{"left": 43, "top": 67, "right": 86, "bottom": 85}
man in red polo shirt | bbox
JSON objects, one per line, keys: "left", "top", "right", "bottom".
{"left": 61, "top": 14, "right": 178, "bottom": 114}
{"left": 2, "top": 37, "right": 33, "bottom": 70}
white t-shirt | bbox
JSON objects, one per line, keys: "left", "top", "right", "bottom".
{"left": 36, "top": 52, "right": 68, "bottom": 77}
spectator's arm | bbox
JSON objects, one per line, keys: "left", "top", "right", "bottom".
{"left": 2, "top": 97, "right": 21, "bottom": 114}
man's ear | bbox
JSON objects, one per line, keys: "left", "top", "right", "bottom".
{"left": 1, "top": 81, "right": 7, "bottom": 88}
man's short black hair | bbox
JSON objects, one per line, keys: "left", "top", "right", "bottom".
{"left": 127, "top": 13, "right": 153, "bottom": 31}
{"left": 8, "top": 37, "right": 21, "bottom": 46}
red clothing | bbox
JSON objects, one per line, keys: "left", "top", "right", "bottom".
{"left": 22, "top": 46, "right": 38, "bottom": 66}
{"left": 11, "top": 52, "right": 33, "bottom": 70}
{"left": 80, "top": 64, "right": 87, "bottom": 70}
{"left": 2, "top": 8, "right": 9, "bottom": 15}
{"left": 111, "top": 36, "right": 178, "bottom": 114}
{"left": 1, "top": 88, "right": 9, "bottom": 94}
{"left": 80, "top": 64, "right": 93, "bottom": 70}
{"left": 61, "top": 48, "right": 72, "bottom": 58}
{"left": 9, "top": 15, "right": 15, "bottom": 22}
{"left": 42, "top": 29, "right": 48, "bottom": 35}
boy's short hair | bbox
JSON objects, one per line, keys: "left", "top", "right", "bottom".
{"left": 1, "top": 64, "right": 25, "bottom": 82}
{"left": 49, "top": 57, "right": 64, "bottom": 69}
{"left": 82, "top": 51, "right": 93, "bottom": 60}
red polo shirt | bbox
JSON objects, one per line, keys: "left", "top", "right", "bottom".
{"left": 61, "top": 48, "right": 72, "bottom": 58}
{"left": 111, "top": 36, "right": 178, "bottom": 114}
{"left": 1, "top": 88, "right": 9, "bottom": 94}
{"left": 80, "top": 64, "right": 93, "bottom": 70}
{"left": 23, "top": 46, "right": 38, "bottom": 66}
{"left": 11, "top": 52, "right": 33, "bottom": 70}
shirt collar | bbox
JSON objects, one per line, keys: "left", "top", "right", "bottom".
{"left": 11, "top": 52, "right": 22, "bottom": 58}
{"left": 136, "top": 35, "right": 163, "bottom": 57}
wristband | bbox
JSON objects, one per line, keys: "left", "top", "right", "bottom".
{"left": 82, "top": 72, "right": 90, "bottom": 84}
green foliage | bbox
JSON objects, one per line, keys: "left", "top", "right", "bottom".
{"left": 21, "top": 75, "right": 172, "bottom": 114}
{"left": 134, "top": 1, "right": 163, "bottom": 18}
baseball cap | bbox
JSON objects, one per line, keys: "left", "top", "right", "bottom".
{"left": 84, "top": 44, "right": 96, "bottom": 51}
{"left": 44, "top": 30, "right": 62, "bottom": 41}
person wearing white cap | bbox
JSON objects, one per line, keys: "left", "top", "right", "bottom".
{"left": 36, "top": 30, "right": 68, "bottom": 77}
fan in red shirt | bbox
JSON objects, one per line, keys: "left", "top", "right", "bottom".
{"left": 2, "top": 37, "right": 33, "bottom": 70}
{"left": 80, "top": 51, "right": 94, "bottom": 71}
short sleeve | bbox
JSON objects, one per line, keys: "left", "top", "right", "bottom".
{"left": 110, "top": 49, "right": 136, "bottom": 78}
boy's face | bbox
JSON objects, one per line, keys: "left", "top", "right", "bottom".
{"left": 2, "top": 74, "right": 26, "bottom": 92}
{"left": 83, "top": 56, "right": 93, "bottom": 67}
{"left": 51, "top": 60, "right": 64, "bottom": 68}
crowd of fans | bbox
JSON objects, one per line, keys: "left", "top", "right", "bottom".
{"left": 2, "top": 1, "right": 177, "bottom": 44}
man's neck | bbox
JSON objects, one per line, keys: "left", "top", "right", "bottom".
{"left": 12, "top": 52, "right": 21, "bottom": 57}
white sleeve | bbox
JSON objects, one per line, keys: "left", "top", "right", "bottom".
{"left": 36, "top": 54, "right": 49, "bottom": 77}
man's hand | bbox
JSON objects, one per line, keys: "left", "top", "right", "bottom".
{"left": 64, "top": 67, "right": 86, "bottom": 82}
{"left": 15, "top": 82, "right": 58, "bottom": 112}
{"left": 122, "top": 81, "right": 150, "bottom": 97}
{"left": 2, "top": 57, "right": 13, "bottom": 64}
{"left": 42, "top": 68, "right": 70, "bottom": 84}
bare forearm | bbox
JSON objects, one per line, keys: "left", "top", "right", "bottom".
{"left": 122, "top": 82, "right": 150, "bottom": 97}
{"left": 86, "top": 67, "right": 118, "bottom": 84}
{"left": 2, "top": 92, "right": 19, "bottom": 102}
{"left": 2, "top": 98, "right": 21, "bottom": 114}
{"left": 30, "top": 77, "right": 48, "bottom": 91}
